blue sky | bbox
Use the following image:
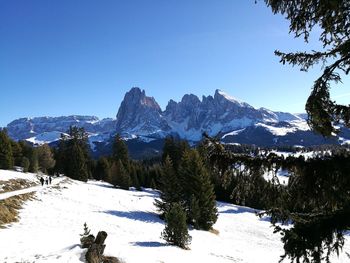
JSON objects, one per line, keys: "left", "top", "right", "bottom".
{"left": 1, "top": 0, "right": 349, "bottom": 127}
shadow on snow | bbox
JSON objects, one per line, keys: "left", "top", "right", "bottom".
{"left": 101, "top": 210, "right": 163, "bottom": 224}
{"left": 219, "top": 206, "right": 257, "bottom": 215}
{"left": 130, "top": 241, "right": 165, "bottom": 247}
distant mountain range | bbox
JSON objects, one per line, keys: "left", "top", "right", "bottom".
{"left": 5, "top": 87, "right": 350, "bottom": 157}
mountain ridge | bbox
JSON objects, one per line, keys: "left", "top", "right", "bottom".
{"left": 4, "top": 87, "right": 349, "bottom": 153}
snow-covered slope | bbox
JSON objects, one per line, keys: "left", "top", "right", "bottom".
{"left": 0, "top": 170, "right": 349, "bottom": 263}
{"left": 26, "top": 131, "right": 69, "bottom": 145}
{"left": 6, "top": 116, "right": 116, "bottom": 141}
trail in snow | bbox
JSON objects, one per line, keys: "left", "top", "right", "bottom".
{"left": 0, "top": 185, "right": 41, "bottom": 200}
{"left": 0, "top": 177, "right": 65, "bottom": 200}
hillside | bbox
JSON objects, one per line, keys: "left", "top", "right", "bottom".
{"left": 0, "top": 170, "right": 349, "bottom": 263}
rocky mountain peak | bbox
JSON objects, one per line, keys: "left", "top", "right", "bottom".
{"left": 122, "top": 87, "right": 161, "bottom": 111}
{"left": 115, "top": 87, "right": 169, "bottom": 136}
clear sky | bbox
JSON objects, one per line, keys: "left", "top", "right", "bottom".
{"left": 1, "top": 0, "right": 349, "bottom": 127}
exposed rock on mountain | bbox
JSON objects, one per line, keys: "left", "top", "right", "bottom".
{"left": 115, "top": 87, "right": 170, "bottom": 137}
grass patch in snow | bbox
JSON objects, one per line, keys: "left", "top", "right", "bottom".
{"left": 0, "top": 192, "right": 36, "bottom": 228}
{"left": 0, "top": 179, "right": 37, "bottom": 194}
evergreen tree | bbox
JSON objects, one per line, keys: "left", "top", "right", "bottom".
{"left": 112, "top": 134, "right": 129, "bottom": 164}
{"left": 130, "top": 164, "right": 141, "bottom": 190}
{"left": 108, "top": 162, "right": 118, "bottom": 186}
{"left": 54, "top": 134, "right": 68, "bottom": 175}
{"left": 161, "top": 203, "right": 191, "bottom": 249}
{"left": 109, "top": 160, "right": 130, "bottom": 190}
{"left": 0, "top": 129, "right": 14, "bottom": 170}
{"left": 117, "top": 160, "right": 130, "bottom": 190}
{"left": 37, "top": 144, "right": 56, "bottom": 173}
{"left": 66, "top": 142, "right": 89, "bottom": 182}
{"left": 29, "top": 148, "right": 39, "bottom": 173}
{"left": 264, "top": 0, "right": 350, "bottom": 136}
{"left": 178, "top": 149, "right": 218, "bottom": 230}
{"left": 94, "top": 156, "right": 110, "bottom": 181}
{"left": 155, "top": 156, "right": 181, "bottom": 216}
{"left": 11, "top": 140, "right": 22, "bottom": 166}
{"left": 58, "top": 126, "right": 91, "bottom": 182}
{"left": 189, "top": 195, "right": 200, "bottom": 230}
{"left": 162, "top": 136, "right": 190, "bottom": 170}
{"left": 21, "top": 157, "right": 30, "bottom": 173}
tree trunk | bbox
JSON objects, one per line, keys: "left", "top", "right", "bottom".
{"left": 85, "top": 231, "right": 108, "bottom": 263}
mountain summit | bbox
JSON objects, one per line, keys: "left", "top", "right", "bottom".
{"left": 5, "top": 87, "right": 348, "bottom": 150}
{"left": 115, "top": 87, "right": 170, "bottom": 137}
{"left": 115, "top": 88, "right": 305, "bottom": 141}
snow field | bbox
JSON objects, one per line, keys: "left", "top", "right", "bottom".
{"left": 0, "top": 170, "right": 349, "bottom": 263}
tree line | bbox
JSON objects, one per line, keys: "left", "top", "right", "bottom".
{"left": 0, "top": 128, "right": 55, "bottom": 173}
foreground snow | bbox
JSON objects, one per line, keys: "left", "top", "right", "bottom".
{"left": 0, "top": 172, "right": 349, "bottom": 263}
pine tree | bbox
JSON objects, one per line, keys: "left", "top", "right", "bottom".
{"left": 155, "top": 156, "right": 181, "bottom": 216}
{"left": 264, "top": 0, "right": 350, "bottom": 136}
{"left": 57, "top": 126, "right": 91, "bottom": 182}
{"left": 109, "top": 160, "right": 130, "bottom": 190}
{"left": 112, "top": 134, "right": 129, "bottom": 164}
{"left": 67, "top": 142, "right": 89, "bottom": 182}
{"left": 161, "top": 203, "right": 191, "bottom": 249}
{"left": 130, "top": 164, "right": 141, "bottom": 190}
{"left": 37, "top": 144, "right": 56, "bottom": 173}
{"left": 117, "top": 160, "right": 130, "bottom": 190}
{"left": 80, "top": 222, "right": 94, "bottom": 248}
{"left": 11, "top": 140, "right": 23, "bottom": 166}
{"left": 94, "top": 156, "right": 110, "bottom": 181}
{"left": 0, "top": 129, "right": 14, "bottom": 170}
{"left": 189, "top": 195, "right": 200, "bottom": 230}
{"left": 162, "top": 136, "right": 189, "bottom": 170}
{"left": 178, "top": 149, "right": 218, "bottom": 230}
{"left": 29, "top": 148, "right": 39, "bottom": 173}
{"left": 21, "top": 157, "right": 30, "bottom": 173}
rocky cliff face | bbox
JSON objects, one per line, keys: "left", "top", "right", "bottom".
{"left": 163, "top": 90, "right": 282, "bottom": 140}
{"left": 115, "top": 87, "right": 170, "bottom": 137}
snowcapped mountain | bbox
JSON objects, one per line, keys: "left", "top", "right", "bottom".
{"left": 6, "top": 116, "right": 116, "bottom": 145}
{"left": 4, "top": 87, "right": 350, "bottom": 154}
{"left": 163, "top": 89, "right": 304, "bottom": 141}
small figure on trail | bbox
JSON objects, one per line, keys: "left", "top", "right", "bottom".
{"left": 45, "top": 177, "right": 49, "bottom": 185}
{"left": 40, "top": 177, "right": 44, "bottom": 186}
{"left": 49, "top": 176, "right": 52, "bottom": 185}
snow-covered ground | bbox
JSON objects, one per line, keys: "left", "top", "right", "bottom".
{"left": 263, "top": 168, "right": 290, "bottom": 185}
{"left": 0, "top": 170, "right": 349, "bottom": 263}
{"left": 0, "top": 169, "right": 39, "bottom": 183}
{"left": 270, "top": 150, "right": 332, "bottom": 160}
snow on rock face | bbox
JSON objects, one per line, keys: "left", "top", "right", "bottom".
{"left": 7, "top": 116, "right": 116, "bottom": 141}
{"left": 163, "top": 89, "right": 282, "bottom": 140}
{"left": 26, "top": 131, "right": 68, "bottom": 145}
{"left": 255, "top": 120, "right": 310, "bottom": 136}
